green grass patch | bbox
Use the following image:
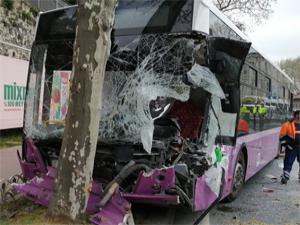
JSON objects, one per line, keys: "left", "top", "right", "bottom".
{"left": 0, "top": 197, "right": 44, "bottom": 225}
{"left": 0, "top": 131, "right": 22, "bottom": 149}
{"left": 0, "top": 197, "right": 92, "bottom": 225}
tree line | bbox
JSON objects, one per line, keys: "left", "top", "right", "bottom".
{"left": 279, "top": 57, "right": 300, "bottom": 81}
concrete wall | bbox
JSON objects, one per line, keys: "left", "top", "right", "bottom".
{"left": 0, "top": 0, "right": 36, "bottom": 60}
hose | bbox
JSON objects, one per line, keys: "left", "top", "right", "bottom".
{"left": 98, "top": 160, "right": 151, "bottom": 208}
{"left": 167, "top": 185, "right": 193, "bottom": 209}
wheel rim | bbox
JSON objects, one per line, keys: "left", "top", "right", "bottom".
{"left": 233, "top": 162, "right": 244, "bottom": 192}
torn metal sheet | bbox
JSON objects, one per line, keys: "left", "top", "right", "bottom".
{"left": 204, "top": 164, "right": 223, "bottom": 196}
{"left": 13, "top": 169, "right": 134, "bottom": 225}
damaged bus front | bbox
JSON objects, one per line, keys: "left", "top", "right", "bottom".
{"left": 15, "top": 1, "right": 250, "bottom": 224}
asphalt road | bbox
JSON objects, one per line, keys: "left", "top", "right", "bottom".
{"left": 0, "top": 146, "right": 21, "bottom": 181}
{"left": 210, "top": 157, "right": 300, "bottom": 225}
{"left": 132, "top": 156, "right": 300, "bottom": 225}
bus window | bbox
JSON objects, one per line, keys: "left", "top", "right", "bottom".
{"left": 115, "top": 0, "right": 193, "bottom": 35}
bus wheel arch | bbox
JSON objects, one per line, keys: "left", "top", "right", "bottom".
{"left": 241, "top": 146, "right": 248, "bottom": 170}
{"left": 225, "top": 146, "right": 247, "bottom": 202}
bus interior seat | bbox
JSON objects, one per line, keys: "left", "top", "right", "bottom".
{"left": 168, "top": 100, "right": 203, "bottom": 140}
{"left": 153, "top": 88, "right": 207, "bottom": 141}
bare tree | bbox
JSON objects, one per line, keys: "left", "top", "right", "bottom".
{"left": 48, "top": 0, "right": 118, "bottom": 221}
{"left": 279, "top": 57, "right": 300, "bottom": 81}
{"left": 213, "top": 0, "right": 277, "bottom": 30}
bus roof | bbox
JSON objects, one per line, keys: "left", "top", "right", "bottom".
{"left": 199, "top": 0, "right": 294, "bottom": 84}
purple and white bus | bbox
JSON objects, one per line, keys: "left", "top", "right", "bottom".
{"left": 15, "top": 0, "right": 294, "bottom": 224}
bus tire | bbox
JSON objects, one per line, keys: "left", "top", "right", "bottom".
{"left": 225, "top": 151, "right": 246, "bottom": 202}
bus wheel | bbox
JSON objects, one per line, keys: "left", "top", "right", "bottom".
{"left": 225, "top": 151, "right": 245, "bottom": 202}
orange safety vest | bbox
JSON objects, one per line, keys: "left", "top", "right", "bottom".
{"left": 280, "top": 120, "right": 300, "bottom": 149}
{"left": 280, "top": 121, "right": 298, "bottom": 139}
{"left": 238, "top": 119, "right": 249, "bottom": 133}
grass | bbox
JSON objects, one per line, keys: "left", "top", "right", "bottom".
{"left": 0, "top": 130, "right": 22, "bottom": 149}
{"left": 0, "top": 198, "right": 45, "bottom": 225}
{"left": 0, "top": 197, "right": 92, "bottom": 225}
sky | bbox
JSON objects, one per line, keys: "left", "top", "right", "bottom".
{"left": 248, "top": 0, "right": 300, "bottom": 62}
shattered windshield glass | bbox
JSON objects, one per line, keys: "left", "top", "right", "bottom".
{"left": 24, "top": 3, "right": 250, "bottom": 154}
{"left": 25, "top": 34, "right": 222, "bottom": 151}
{"left": 25, "top": 33, "right": 244, "bottom": 153}
{"left": 25, "top": 34, "right": 199, "bottom": 153}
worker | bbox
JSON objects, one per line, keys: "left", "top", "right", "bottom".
{"left": 240, "top": 104, "right": 250, "bottom": 121}
{"left": 280, "top": 110, "right": 300, "bottom": 184}
{"left": 238, "top": 118, "right": 249, "bottom": 136}
{"left": 258, "top": 104, "right": 268, "bottom": 131}
{"left": 252, "top": 104, "right": 258, "bottom": 130}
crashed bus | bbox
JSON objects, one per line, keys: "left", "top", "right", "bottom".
{"left": 14, "top": 0, "right": 294, "bottom": 224}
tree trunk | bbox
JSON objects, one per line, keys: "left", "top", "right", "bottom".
{"left": 48, "top": 0, "right": 118, "bottom": 221}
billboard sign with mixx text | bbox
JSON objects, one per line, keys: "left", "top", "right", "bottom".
{"left": 0, "top": 55, "right": 28, "bottom": 130}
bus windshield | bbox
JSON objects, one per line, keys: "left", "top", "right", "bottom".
{"left": 24, "top": 2, "right": 250, "bottom": 155}
{"left": 25, "top": 36, "right": 205, "bottom": 153}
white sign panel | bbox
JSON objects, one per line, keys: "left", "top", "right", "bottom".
{"left": 0, "top": 55, "right": 29, "bottom": 130}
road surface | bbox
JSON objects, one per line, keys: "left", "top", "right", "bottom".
{"left": 211, "top": 157, "right": 300, "bottom": 225}
{"left": 0, "top": 146, "right": 21, "bottom": 181}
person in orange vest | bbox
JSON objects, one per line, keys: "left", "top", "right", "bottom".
{"left": 238, "top": 118, "right": 249, "bottom": 136}
{"left": 280, "top": 110, "right": 300, "bottom": 184}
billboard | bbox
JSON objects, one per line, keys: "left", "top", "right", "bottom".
{"left": 0, "top": 55, "right": 29, "bottom": 130}
{"left": 49, "top": 71, "right": 71, "bottom": 123}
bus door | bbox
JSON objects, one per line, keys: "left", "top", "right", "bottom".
{"left": 206, "top": 37, "right": 251, "bottom": 146}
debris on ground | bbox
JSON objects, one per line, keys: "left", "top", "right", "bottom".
{"left": 0, "top": 174, "right": 23, "bottom": 204}
{"left": 262, "top": 188, "right": 274, "bottom": 193}
{"left": 265, "top": 174, "right": 277, "bottom": 180}
{"left": 277, "top": 162, "right": 284, "bottom": 169}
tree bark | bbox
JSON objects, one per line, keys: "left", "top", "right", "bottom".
{"left": 48, "top": 0, "right": 118, "bottom": 221}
